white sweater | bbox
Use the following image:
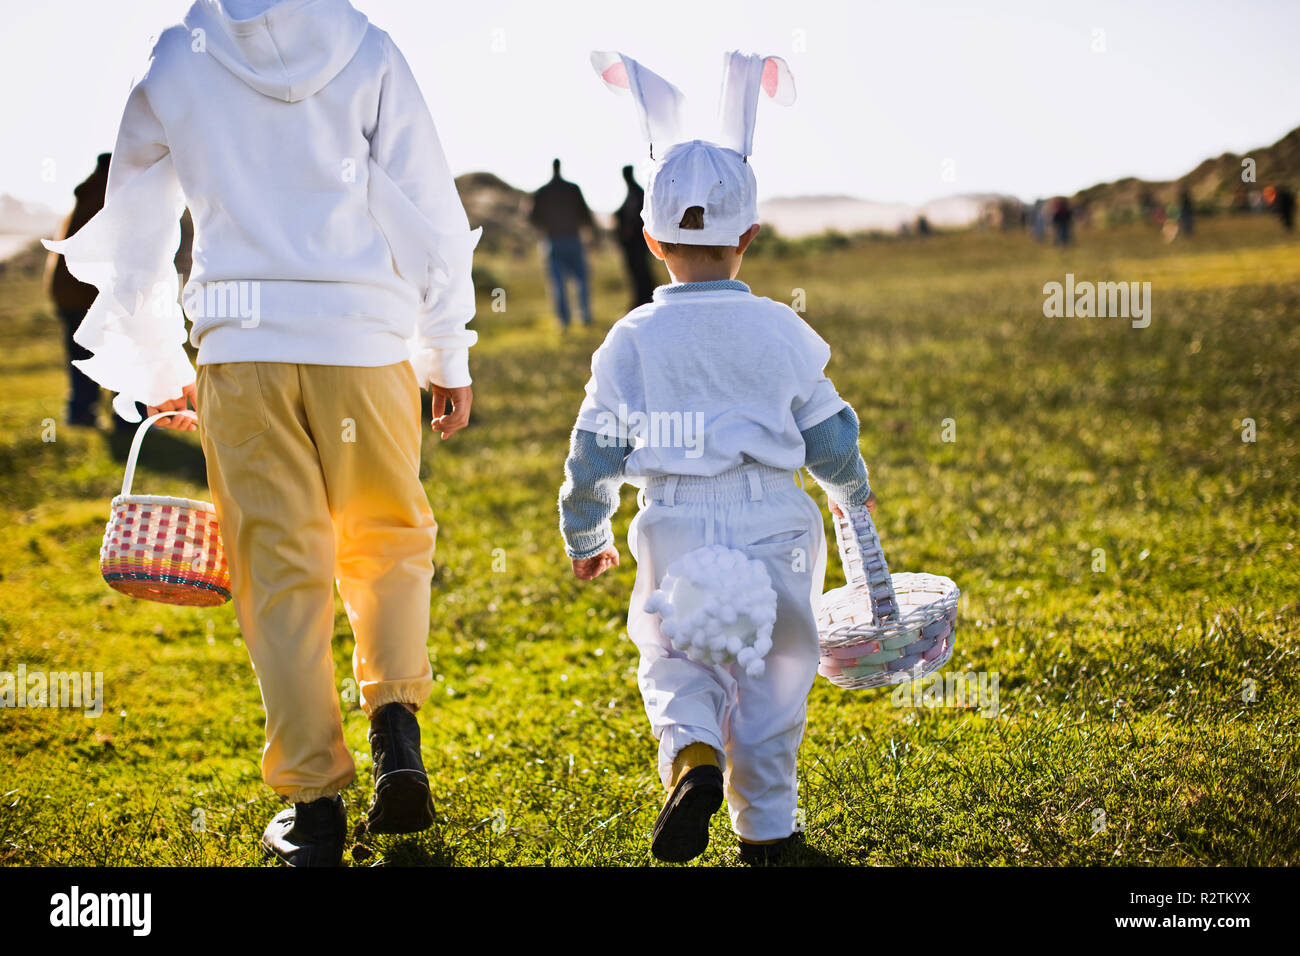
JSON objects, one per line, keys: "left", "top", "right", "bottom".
{"left": 44, "top": 0, "right": 479, "bottom": 421}
{"left": 574, "top": 280, "right": 847, "bottom": 480}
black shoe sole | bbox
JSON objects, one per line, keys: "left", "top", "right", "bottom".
{"left": 260, "top": 835, "right": 304, "bottom": 868}
{"left": 259, "top": 835, "right": 290, "bottom": 866}
{"left": 651, "top": 766, "right": 724, "bottom": 863}
{"left": 366, "top": 770, "right": 435, "bottom": 835}
{"left": 259, "top": 835, "right": 343, "bottom": 868}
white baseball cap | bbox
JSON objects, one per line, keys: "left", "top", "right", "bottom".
{"left": 643, "top": 140, "right": 756, "bottom": 245}
{"left": 592, "top": 50, "right": 795, "bottom": 246}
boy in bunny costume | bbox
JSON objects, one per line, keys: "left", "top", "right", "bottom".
{"left": 559, "top": 51, "right": 873, "bottom": 864}
{"left": 43, "top": 0, "right": 479, "bottom": 866}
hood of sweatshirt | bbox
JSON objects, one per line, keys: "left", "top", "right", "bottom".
{"left": 184, "top": 0, "right": 369, "bottom": 103}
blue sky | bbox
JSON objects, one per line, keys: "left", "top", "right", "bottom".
{"left": 3, "top": 0, "right": 1298, "bottom": 214}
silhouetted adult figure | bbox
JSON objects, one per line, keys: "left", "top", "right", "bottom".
{"left": 45, "top": 153, "right": 110, "bottom": 426}
{"left": 1179, "top": 189, "right": 1195, "bottom": 237}
{"left": 1139, "top": 188, "right": 1156, "bottom": 224}
{"left": 1274, "top": 185, "right": 1296, "bottom": 231}
{"left": 1051, "top": 197, "right": 1073, "bottom": 246}
{"left": 45, "top": 152, "right": 193, "bottom": 429}
{"left": 528, "top": 158, "right": 594, "bottom": 328}
{"left": 615, "top": 165, "right": 654, "bottom": 308}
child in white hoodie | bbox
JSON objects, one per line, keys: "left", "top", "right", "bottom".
{"left": 45, "top": 0, "right": 479, "bottom": 866}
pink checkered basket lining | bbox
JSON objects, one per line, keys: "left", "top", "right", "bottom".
{"left": 100, "top": 410, "right": 231, "bottom": 607}
{"left": 815, "top": 500, "right": 960, "bottom": 690}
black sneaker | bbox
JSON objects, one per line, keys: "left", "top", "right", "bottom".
{"left": 651, "top": 765, "right": 725, "bottom": 863}
{"left": 261, "top": 795, "right": 347, "bottom": 867}
{"left": 365, "top": 703, "right": 435, "bottom": 835}
{"left": 738, "top": 832, "right": 799, "bottom": 866}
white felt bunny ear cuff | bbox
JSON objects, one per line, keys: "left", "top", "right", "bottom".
{"left": 591, "top": 49, "right": 795, "bottom": 159}
{"left": 716, "top": 51, "right": 796, "bottom": 157}
{"left": 591, "top": 51, "right": 686, "bottom": 160}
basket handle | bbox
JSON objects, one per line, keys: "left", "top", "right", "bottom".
{"left": 830, "top": 498, "right": 899, "bottom": 623}
{"left": 120, "top": 410, "right": 197, "bottom": 497}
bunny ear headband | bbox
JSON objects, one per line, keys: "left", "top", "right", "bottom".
{"left": 591, "top": 49, "right": 795, "bottom": 160}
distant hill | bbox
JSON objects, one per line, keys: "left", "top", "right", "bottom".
{"left": 457, "top": 174, "right": 1028, "bottom": 243}
{"left": 9, "top": 124, "right": 1294, "bottom": 262}
{"left": 743, "top": 124, "right": 1300, "bottom": 236}
{"left": 1073, "top": 124, "right": 1300, "bottom": 224}
{"left": 757, "top": 192, "right": 1023, "bottom": 237}
{"left": 0, "top": 195, "right": 60, "bottom": 260}
{"left": 455, "top": 171, "right": 537, "bottom": 256}
{"left": 0, "top": 194, "right": 59, "bottom": 236}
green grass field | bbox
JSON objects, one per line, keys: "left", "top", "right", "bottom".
{"left": 1, "top": 216, "right": 1297, "bottom": 866}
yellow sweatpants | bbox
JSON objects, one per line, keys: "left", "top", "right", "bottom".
{"left": 196, "top": 361, "right": 437, "bottom": 804}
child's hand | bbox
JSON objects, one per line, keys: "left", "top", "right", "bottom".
{"left": 572, "top": 546, "right": 619, "bottom": 580}
{"left": 830, "top": 492, "right": 877, "bottom": 518}
{"left": 431, "top": 385, "right": 472, "bottom": 440}
{"left": 147, "top": 383, "right": 198, "bottom": 431}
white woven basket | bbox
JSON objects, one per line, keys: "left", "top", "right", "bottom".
{"left": 816, "top": 501, "right": 959, "bottom": 689}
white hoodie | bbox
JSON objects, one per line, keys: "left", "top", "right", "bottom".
{"left": 45, "top": 0, "right": 480, "bottom": 421}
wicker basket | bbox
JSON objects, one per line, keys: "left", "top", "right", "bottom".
{"left": 816, "top": 501, "right": 959, "bottom": 689}
{"left": 100, "top": 410, "right": 231, "bottom": 607}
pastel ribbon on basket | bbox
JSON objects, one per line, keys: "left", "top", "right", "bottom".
{"left": 815, "top": 502, "right": 960, "bottom": 689}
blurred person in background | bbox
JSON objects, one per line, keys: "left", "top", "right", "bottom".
{"left": 529, "top": 158, "right": 596, "bottom": 328}
{"left": 1272, "top": 184, "right": 1295, "bottom": 231}
{"left": 45, "top": 153, "right": 110, "bottom": 427}
{"left": 1178, "top": 188, "right": 1195, "bottom": 237}
{"left": 1051, "top": 196, "right": 1073, "bottom": 246}
{"left": 615, "top": 165, "right": 655, "bottom": 309}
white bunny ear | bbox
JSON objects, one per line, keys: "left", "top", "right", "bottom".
{"left": 716, "top": 51, "right": 796, "bottom": 157}
{"left": 591, "top": 50, "right": 686, "bottom": 159}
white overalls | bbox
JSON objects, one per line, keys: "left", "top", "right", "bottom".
{"left": 626, "top": 462, "right": 827, "bottom": 842}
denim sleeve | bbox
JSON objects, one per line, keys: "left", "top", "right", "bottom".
{"left": 801, "top": 404, "right": 871, "bottom": 507}
{"left": 558, "top": 426, "right": 631, "bottom": 559}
